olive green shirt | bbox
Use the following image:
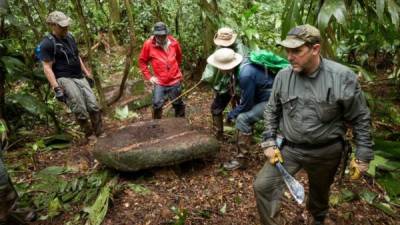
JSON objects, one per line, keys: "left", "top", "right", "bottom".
{"left": 263, "top": 58, "right": 373, "bottom": 161}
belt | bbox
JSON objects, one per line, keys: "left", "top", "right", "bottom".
{"left": 283, "top": 137, "right": 343, "bottom": 150}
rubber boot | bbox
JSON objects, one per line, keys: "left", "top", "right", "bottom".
{"left": 212, "top": 114, "right": 223, "bottom": 141}
{"left": 77, "top": 119, "right": 93, "bottom": 138}
{"left": 174, "top": 105, "right": 185, "bottom": 117}
{"left": 89, "top": 111, "right": 104, "bottom": 137}
{"left": 236, "top": 132, "right": 252, "bottom": 154}
{"left": 152, "top": 108, "right": 162, "bottom": 119}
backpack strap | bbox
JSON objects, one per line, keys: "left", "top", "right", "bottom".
{"left": 46, "top": 33, "right": 57, "bottom": 61}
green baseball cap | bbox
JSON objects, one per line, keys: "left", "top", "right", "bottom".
{"left": 46, "top": 11, "right": 71, "bottom": 27}
{"left": 278, "top": 24, "right": 321, "bottom": 48}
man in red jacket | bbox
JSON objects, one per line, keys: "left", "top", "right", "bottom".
{"left": 139, "top": 22, "right": 185, "bottom": 119}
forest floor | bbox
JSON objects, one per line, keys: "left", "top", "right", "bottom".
{"left": 6, "top": 79, "right": 399, "bottom": 225}
{"left": 4, "top": 46, "right": 399, "bottom": 224}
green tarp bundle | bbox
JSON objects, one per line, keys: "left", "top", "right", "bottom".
{"left": 249, "top": 50, "right": 290, "bottom": 74}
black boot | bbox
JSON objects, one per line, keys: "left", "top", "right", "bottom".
{"left": 212, "top": 114, "right": 223, "bottom": 140}
{"left": 89, "top": 111, "right": 104, "bottom": 137}
{"left": 174, "top": 105, "right": 185, "bottom": 117}
{"left": 153, "top": 108, "right": 162, "bottom": 119}
{"left": 77, "top": 119, "right": 93, "bottom": 138}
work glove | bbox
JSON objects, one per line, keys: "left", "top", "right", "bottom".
{"left": 349, "top": 158, "right": 369, "bottom": 180}
{"left": 54, "top": 87, "right": 67, "bottom": 103}
{"left": 263, "top": 146, "right": 283, "bottom": 165}
{"left": 86, "top": 76, "right": 95, "bottom": 88}
{"left": 149, "top": 76, "right": 158, "bottom": 85}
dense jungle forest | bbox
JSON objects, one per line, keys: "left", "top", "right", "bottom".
{"left": 0, "top": 0, "right": 400, "bottom": 224}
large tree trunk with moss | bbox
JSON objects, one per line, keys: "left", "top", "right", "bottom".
{"left": 107, "top": 0, "right": 120, "bottom": 45}
{"left": 107, "top": 0, "right": 136, "bottom": 105}
{"left": 93, "top": 118, "right": 219, "bottom": 172}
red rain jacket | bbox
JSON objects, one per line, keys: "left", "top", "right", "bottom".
{"left": 139, "top": 35, "right": 183, "bottom": 86}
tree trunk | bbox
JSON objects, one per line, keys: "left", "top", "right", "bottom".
{"left": 20, "top": 0, "right": 41, "bottom": 41}
{"left": 0, "top": 0, "right": 8, "bottom": 120}
{"left": 0, "top": 70, "right": 5, "bottom": 120}
{"left": 72, "top": 0, "right": 107, "bottom": 111}
{"left": 107, "top": 0, "right": 136, "bottom": 105}
{"left": 108, "top": 0, "right": 120, "bottom": 45}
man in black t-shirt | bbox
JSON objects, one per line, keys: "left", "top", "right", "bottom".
{"left": 41, "top": 11, "right": 104, "bottom": 142}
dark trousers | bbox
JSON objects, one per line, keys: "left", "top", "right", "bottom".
{"left": 211, "top": 92, "right": 239, "bottom": 116}
{"left": 253, "top": 141, "right": 343, "bottom": 225}
{"left": 153, "top": 83, "right": 185, "bottom": 110}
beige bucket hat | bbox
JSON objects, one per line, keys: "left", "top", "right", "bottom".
{"left": 46, "top": 11, "right": 71, "bottom": 27}
{"left": 207, "top": 48, "right": 243, "bottom": 70}
{"left": 214, "top": 27, "right": 238, "bottom": 47}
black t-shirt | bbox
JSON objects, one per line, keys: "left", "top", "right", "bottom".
{"left": 40, "top": 33, "right": 83, "bottom": 79}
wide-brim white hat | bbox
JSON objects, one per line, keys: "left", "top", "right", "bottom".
{"left": 207, "top": 48, "right": 243, "bottom": 70}
{"left": 214, "top": 27, "right": 238, "bottom": 47}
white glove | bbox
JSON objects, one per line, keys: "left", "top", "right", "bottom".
{"left": 149, "top": 76, "right": 158, "bottom": 85}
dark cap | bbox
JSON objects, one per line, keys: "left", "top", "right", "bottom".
{"left": 153, "top": 22, "right": 168, "bottom": 35}
{"left": 278, "top": 24, "right": 321, "bottom": 48}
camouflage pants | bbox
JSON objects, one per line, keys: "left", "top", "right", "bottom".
{"left": 253, "top": 141, "right": 343, "bottom": 225}
{"left": 57, "top": 77, "right": 100, "bottom": 120}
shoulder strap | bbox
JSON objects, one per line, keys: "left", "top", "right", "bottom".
{"left": 46, "top": 33, "right": 57, "bottom": 59}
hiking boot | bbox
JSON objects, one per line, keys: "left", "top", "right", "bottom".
{"left": 153, "top": 108, "right": 162, "bottom": 119}
{"left": 174, "top": 105, "right": 185, "bottom": 117}
{"left": 310, "top": 215, "right": 335, "bottom": 225}
{"left": 212, "top": 114, "right": 223, "bottom": 141}
{"left": 89, "top": 111, "right": 104, "bottom": 137}
{"left": 237, "top": 132, "right": 252, "bottom": 153}
{"left": 77, "top": 118, "right": 93, "bottom": 138}
{"left": 223, "top": 159, "right": 242, "bottom": 170}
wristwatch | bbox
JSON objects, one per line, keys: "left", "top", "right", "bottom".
{"left": 260, "top": 140, "right": 277, "bottom": 149}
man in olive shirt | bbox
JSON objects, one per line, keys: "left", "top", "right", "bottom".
{"left": 254, "top": 25, "right": 373, "bottom": 225}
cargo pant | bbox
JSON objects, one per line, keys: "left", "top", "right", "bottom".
{"left": 253, "top": 141, "right": 343, "bottom": 225}
{"left": 57, "top": 77, "right": 101, "bottom": 120}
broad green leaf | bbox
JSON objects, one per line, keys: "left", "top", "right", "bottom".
{"left": 373, "top": 202, "right": 397, "bottom": 217}
{"left": 127, "top": 183, "right": 151, "bottom": 195}
{"left": 317, "top": 0, "right": 347, "bottom": 30}
{"left": 376, "top": 0, "right": 385, "bottom": 22}
{"left": 48, "top": 197, "right": 62, "bottom": 218}
{"left": 376, "top": 172, "right": 400, "bottom": 198}
{"left": 0, "top": 56, "right": 27, "bottom": 79}
{"left": 387, "top": 0, "right": 400, "bottom": 27}
{"left": 340, "top": 188, "right": 356, "bottom": 202}
{"left": 367, "top": 155, "right": 388, "bottom": 177}
{"left": 359, "top": 190, "right": 377, "bottom": 204}
{"left": 8, "top": 93, "right": 50, "bottom": 116}
{"left": 37, "top": 166, "right": 69, "bottom": 177}
{"left": 86, "top": 178, "right": 117, "bottom": 225}
{"left": 219, "top": 203, "right": 227, "bottom": 214}
{"left": 114, "top": 105, "right": 138, "bottom": 121}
